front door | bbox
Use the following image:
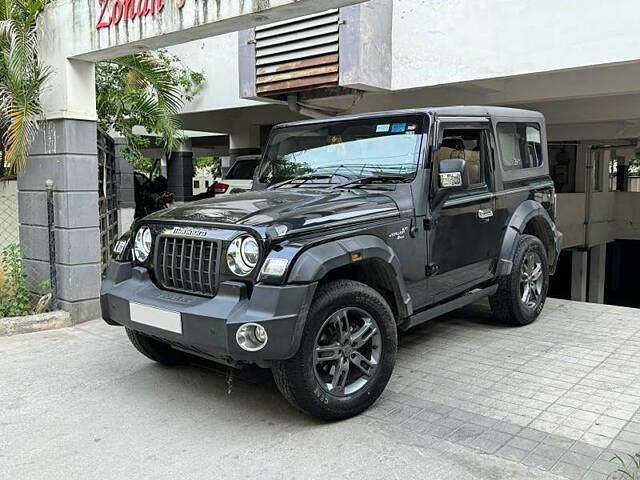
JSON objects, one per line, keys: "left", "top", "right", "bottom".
{"left": 427, "top": 120, "right": 501, "bottom": 303}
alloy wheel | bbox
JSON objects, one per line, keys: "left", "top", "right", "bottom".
{"left": 313, "top": 307, "right": 381, "bottom": 397}
{"left": 520, "top": 250, "right": 543, "bottom": 309}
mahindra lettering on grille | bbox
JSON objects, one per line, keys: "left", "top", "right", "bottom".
{"left": 156, "top": 236, "right": 218, "bottom": 296}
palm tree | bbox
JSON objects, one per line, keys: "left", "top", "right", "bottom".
{"left": 0, "top": 0, "right": 53, "bottom": 176}
{"left": 96, "top": 51, "right": 200, "bottom": 169}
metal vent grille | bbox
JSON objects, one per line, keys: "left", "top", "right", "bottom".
{"left": 156, "top": 237, "right": 218, "bottom": 296}
{"left": 255, "top": 9, "right": 339, "bottom": 96}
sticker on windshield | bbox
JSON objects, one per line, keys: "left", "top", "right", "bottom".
{"left": 391, "top": 123, "right": 407, "bottom": 133}
{"left": 376, "top": 124, "right": 390, "bottom": 133}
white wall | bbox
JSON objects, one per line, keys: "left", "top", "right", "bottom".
{"left": 168, "top": 34, "right": 262, "bottom": 113}
{"left": 392, "top": 0, "right": 640, "bottom": 91}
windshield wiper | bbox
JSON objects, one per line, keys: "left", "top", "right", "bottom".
{"left": 332, "top": 175, "right": 410, "bottom": 189}
{"left": 268, "top": 174, "right": 335, "bottom": 189}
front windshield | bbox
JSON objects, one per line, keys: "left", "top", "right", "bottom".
{"left": 258, "top": 115, "right": 425, "bottom": 186}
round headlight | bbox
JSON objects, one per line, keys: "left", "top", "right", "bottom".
{"left": 134, "top": 226, "right": 152, "bottom": 262}
{"left": 227, "top": 235, "right": 260, "bottom": 276}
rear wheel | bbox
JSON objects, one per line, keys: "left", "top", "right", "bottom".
{"left": 489, "top": 234, "right": 549, "bottom": 326}
{"left": 272, "top": 280, "right": 397, "bottom": 421}
{"left": 126, "top": 328, "right": 187, "bottom": 366}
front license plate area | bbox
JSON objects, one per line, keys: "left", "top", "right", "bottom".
{"left": 129, "top": 303, "right": 182, "bottom": 334}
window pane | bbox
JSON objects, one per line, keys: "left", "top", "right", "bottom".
{"left": 497, "top": 123, "right": 542, "bottom": 170}
{"left": 434, "top": 128, "right": 485, "bottom": 187}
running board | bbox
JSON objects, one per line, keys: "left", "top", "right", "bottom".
{"left": 400, "top": 284, "right": 498, "bottom": 331}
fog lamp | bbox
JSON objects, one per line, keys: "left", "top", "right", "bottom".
{"left": 236, "top": 323, "right": 268, "bottom": 352}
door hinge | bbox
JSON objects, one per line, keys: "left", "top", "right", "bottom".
{"left": 423, "top": 217, "right": 438, "bottom": 230}
{"left": 425, "top": 263, "right": 439, "bottom": 276}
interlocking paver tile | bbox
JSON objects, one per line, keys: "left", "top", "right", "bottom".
{"left": 381, "top": 299, "right": 640, "bottom": 478}
{"left": 522, "top": 453, "right": 557, "bottom": 471}
{"left": 551, "top": 461, "right": 588, "bottom": 480}
{"left": 496, "top": 444, "right": 529, "bottom": 462}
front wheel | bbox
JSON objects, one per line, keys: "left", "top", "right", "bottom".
{"left": 489, "top": 234, "right": 549, "bottom": 326}
{"left": 272, "top": 280, "right": 397, "bottom": 421}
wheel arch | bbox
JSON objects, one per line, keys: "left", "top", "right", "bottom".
{"left": 287, "top": 235, "right": 412, "bottom": 321}
{"left": 495, "top": 200, "right": 560, "bottom": 276}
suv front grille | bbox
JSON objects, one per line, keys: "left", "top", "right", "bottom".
{"left": 156, "top": 236, "right": 219, "bottom": 296}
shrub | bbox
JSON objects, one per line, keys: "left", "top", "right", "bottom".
{"left": 610, "top": 453, "right": 640, "bottom": 480}
{"left": 0, "top": 243, "right": 34, "bottom": 318}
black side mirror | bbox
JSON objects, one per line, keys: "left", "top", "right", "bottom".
{"left": 432, "top": 158, "right": 469, "bottom": 208}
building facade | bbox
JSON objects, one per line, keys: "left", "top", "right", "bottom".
{"left": 24, "top": 0, "right": 640, "bottom": 320}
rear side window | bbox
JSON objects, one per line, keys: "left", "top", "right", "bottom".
{"left": 497, "top": 123, "right": 542, "bottom": 170}
{"left": 225, "top": 159, "right": 260, "bottom": 180}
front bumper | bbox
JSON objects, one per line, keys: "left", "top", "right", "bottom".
{"left": 100, "top": 262, "right": 317, "bottom": 364}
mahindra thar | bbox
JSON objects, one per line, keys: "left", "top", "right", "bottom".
{"left": 101, "top": 106, "right": 562, "bottom": 420}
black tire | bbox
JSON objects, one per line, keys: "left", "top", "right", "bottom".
{"left": 489, "top": 234, "right": 549, "bottom": 326}
{"left": 272, "top": 280, "right": 397, "bottom": 421}
{"left": 126, "top": 328, "right": 187, "bottom": 366}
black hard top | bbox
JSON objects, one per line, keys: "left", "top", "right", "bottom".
{"left": 278, "top": 106, "right": 543, "bottom": 128}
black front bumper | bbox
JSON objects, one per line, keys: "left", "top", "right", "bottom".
{"left": 100, "top": 262, "right": 317, "bottom": 364}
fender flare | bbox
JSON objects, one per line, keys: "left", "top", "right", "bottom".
{"left": 287, "top": 235, "right": 413, "bottom": 319}
{"left": 495, "top": 200, "right": 562, "bottom": 276}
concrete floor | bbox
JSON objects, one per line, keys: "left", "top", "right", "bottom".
{"left": 1, "top": 298, "right": 639, "bottom": 479}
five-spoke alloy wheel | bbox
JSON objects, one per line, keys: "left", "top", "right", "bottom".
{"left": 272, "top": 280, "right": 397, "bottom": 421}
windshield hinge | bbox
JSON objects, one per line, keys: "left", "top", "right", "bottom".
{"left": 423, "top": 217, "right": 438, "bottom": 230}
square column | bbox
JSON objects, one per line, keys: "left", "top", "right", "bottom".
{"left": 17, "top": 119, "right": 101, "bottom": 322}
{"left": 167, "top": 142, "right": 193, "bottom": 202}
{"left": 588, "top": 243, "right": 607, "bottom": 303}
{"left": 571, "top": 250, "right": 588, "bottom": 301}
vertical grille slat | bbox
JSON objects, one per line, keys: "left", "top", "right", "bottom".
{"left": 156, "top": 235, "right": 218, "bottom": 296}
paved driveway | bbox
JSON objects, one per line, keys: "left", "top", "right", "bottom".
{"left": 2, "top": 298, "right": 640, "bottom": 479}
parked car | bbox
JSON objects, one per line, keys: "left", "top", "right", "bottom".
{"left": 192, "top": 156, "right": 260, "bottom": 200}
{"left": 102, "top": 107, "right": 562, "bottom": 420}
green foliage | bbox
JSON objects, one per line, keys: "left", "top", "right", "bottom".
{"left": 193, "top": 156, "right": 221, "bottom": 178}
{"left": 0, "top": 0, "right": 54, "bottom": 174}
{"left": 96, "top": 49, "right": 205, "bottom": 172}
{"left": 610, "top": 453, "right": 640, "bottom": 480}
{"left": 0, "top": 243, "right": 33, "bottom": 317}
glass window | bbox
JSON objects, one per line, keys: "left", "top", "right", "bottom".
{"left": 205, "top": 180, "right": 210, "bottom": 188}
{"left": 258, "top": 116, "right": 424, "bottom": 185}
{"left": 497, "top": 123, "right": 542, "bottom": 170}
{"left": 225, "top": 159, "right": 260, "bottom": 180}
{"left": 434, "top": 128, "right": 485, "bottom": 187}
{"left": 193, "top": 180, "right": 200, "bottom": 189}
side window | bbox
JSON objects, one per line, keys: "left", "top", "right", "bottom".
{"left": 194, "top": 180, "right": 200, "bottom": 189}
{"left": 434, "top": 128, "right": 486, "bottom": 188}
{"left": 497, "top": 122, "right": 542, "bottom": 170}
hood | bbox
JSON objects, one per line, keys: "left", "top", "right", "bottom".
{"left": 145, "top": 188, "right": 399, "bottom": 233}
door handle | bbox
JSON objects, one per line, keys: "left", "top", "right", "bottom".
{"left": 477, "top": 208, "right": 494, "bottom": 220}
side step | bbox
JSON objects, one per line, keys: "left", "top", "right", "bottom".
{"left": 400, "top": 284, "right": 498, "bottom": 331}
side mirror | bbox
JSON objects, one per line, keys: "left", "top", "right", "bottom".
{"left": 438, "top": 158, "right": 468, "bottom": 190}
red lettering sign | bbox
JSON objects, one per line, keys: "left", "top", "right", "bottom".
{"left": 96, "top": 0, "right": 166, "bottom": 30}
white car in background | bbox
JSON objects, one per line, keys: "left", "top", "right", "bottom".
{"left": 193, "top": 156, "right": 260, "bottom": 200}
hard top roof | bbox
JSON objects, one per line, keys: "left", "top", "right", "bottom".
{"left": 278, "top": 106, "right": 543, "bottom": 128}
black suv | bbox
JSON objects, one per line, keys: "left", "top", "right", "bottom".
{"left": 101, "top": 106, "right": 562, "bottom": 420}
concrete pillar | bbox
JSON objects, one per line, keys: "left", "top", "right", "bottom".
{"left": 17, "top": 119, "right": 101, "bottom": 321}
{"left": 167, "top": 141, "right": 193, "bottom": 202}
{"left": 571, "top": 250, "right": 588, "bottom": 301}
{"left": 588, "top": 243, "right": 607, "bottom": 303}
{"left": 227, "top": 125, "right": 261, "bottom": 176}
{"left": 114, "top": 138, "right": 135, "bottom": 236}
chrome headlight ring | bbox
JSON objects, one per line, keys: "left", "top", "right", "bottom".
{"left": 133, "top": 226, "right": 152, "bottom": 262}
{"left": 227, "top": 235, "right": 260, "bottom": 276}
